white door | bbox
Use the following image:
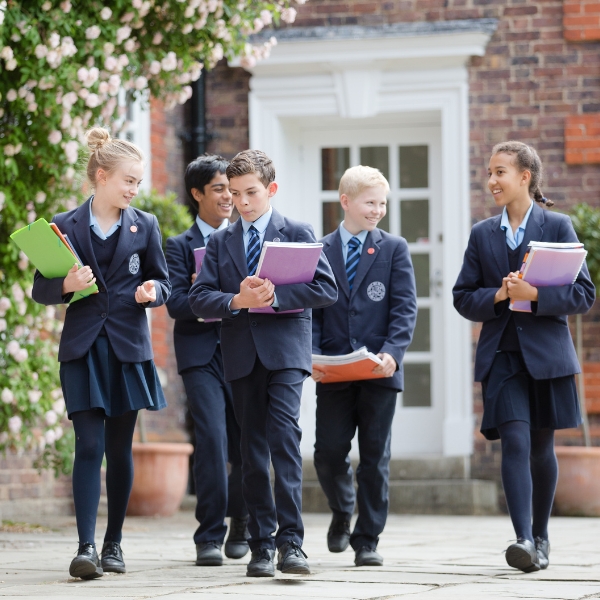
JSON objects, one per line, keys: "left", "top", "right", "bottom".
{"left": 297, "top": 119, "right": 444, "bottom": 456}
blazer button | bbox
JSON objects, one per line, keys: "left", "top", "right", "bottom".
{"left": 99, "top": 286, "right": 106, "bottom": 293}
{"left": 350, "top": 311, "right": 356, "bottom": 317}
{"left": 517, "top": 326, "right": 523, "bottom": 331}
{"left": 101, "top": 312, "right": 107, "bottom": 318}
{"left": 351, "top": 337, "right": 357, "bottom": 344}
{"left": 251, "top": 321, "right": 257, "bottom": 327}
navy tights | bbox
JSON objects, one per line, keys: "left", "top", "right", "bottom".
{"left": 498, "top": 420, "right": 558, "bottom": 543}
{"left": 71, "top": 409, "right": 138, "bottom": 546}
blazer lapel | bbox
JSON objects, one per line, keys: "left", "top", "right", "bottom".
{"left": 186, "top": 223, "right": 205, "bottom": 256}
{"left": 351, "top": 229, "right": 382, "bottom": 298}
{"left": 518, "top": 202, "right": 544, "bottom": 264}
{"left": 225, "top": 218, "right": 248, "bottom": 279}
{"left": 71, "top": 197, "right": 104, "bottom": 286}
{"left": 105, "top": 207, "right": 138, "bottom": 281}
{"left": 489, "top": 216, "right": 511, "bottom": 277}
{"left": 326, "top": 231, "right": 349, "bottom": 298}
{"left": 264, "top": 208, "right": 287, "bottom": 244}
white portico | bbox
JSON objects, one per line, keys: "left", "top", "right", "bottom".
{"left": 243, "top": 20, "right": 497, "bottom": 462}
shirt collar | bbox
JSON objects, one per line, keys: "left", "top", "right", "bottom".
{"left": 196, "top": 215, "right": 229, "bottom": 240}
{"left": 339, "top": 222, "right": 369, "bottom": 247}
{"left": 89, "top": 197, "right": 122, "bottom": 239}
{"left": 241, "top": 206, "right": 272, "bottom": 235}
{"left": 500, "top": 201, "right": 533, "bottom": 234}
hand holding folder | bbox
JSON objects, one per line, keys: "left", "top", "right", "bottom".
{"left": 312, "top": 347, "right": 386, "bottom": 384}
{"left": 10, "top": 218, "right": 98, "bottom": 303}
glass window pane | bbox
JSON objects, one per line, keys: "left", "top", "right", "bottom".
{"left": 322, "top": 147, "right": 350, "bottom": 191}
{"left": 411, "top": 253, "right": 430, "bottom": 297}
{"left": 401, "top": 199, "right": 429, "bottom": 243}
{"left": 360, "top": 146, "right": 389, "bottom": 181}
{"left": 322, "top": 201, "right": 344, "bottom": 236}
{"left": 402, "top": 363, "right": 431, "bottom": 407}
{"left": 408, "top": 308, "right": 430, "bottom": 352}
{"left": 399, "top": 145, "right": 428, "bottom": 188}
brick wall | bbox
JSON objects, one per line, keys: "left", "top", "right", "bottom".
{"left": 563, "top": 0, "right": 600, "bottom": 42}
{"left": 565, "top": 114, "right": 600, "bottom": 164}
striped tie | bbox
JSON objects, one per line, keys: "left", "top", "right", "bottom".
{"left": 346, "top": 236, "right": 361, "bottom": 290}
{"left": 246, "top": 226, "right": 261, "bottom": 276}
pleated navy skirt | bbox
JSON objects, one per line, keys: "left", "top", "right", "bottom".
{"left": 480, "top": 351, "right": 581, "bottom": 441}
{"left": 60, "top": 334, "right": 167, "bottom": 419}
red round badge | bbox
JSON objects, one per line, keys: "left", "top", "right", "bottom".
{"left": 367, "top": 248, "right": 375, "bottom": 254}
{"left": 130, "top": 225, "right": 137, "bottom": 233}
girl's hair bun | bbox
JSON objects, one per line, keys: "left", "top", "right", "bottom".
{"left": 86, "top": 127, "right": 111, "bottom": 153}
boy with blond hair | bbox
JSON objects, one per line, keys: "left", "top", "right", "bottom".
{"left": 189, "top": 149, "right": 337, "bottom": 577}
{"left": 312, "top": 165, "right": 417, "bottom": 566}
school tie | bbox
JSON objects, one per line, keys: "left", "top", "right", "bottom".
{"left": 346, "top": 236, "right": 361, "bottom": 290}
{"left": 246, "top": 225, "right": 261, "bottom": 276}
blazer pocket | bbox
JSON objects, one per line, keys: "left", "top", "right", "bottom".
{"left": 120, "top": 299, "right": 145, "bottom": 311}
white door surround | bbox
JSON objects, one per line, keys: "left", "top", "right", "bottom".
{"left": 243, "top": 20, "right": 497, "bottom": 458}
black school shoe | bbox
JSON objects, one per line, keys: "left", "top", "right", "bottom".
{"left": 69, "top": 543, "right": 103, "bottom": 579}
{"left": 225, "top": 516, "right": 250, "bottom": 559}
{"left": 505, "top": 538, "right": 541, "bottom": 573}
{"left": 327, "top": 516, "right": 351, "bottom": 553}
{"left": 354, "top": 546, "right": 383, "bottom": 567}
{"left": 246, "top": 547, "right": 275, "bottom": 577}
{"left": 196, "top": 542, "right": 223, "bottom": 566}
{"left": 101, "top": 541, "right": 126, "bottom": 573}
{"left": 277, "top": 541, "right": 310, "bottom": 574}
{"left": 534, "top": 537, "right": 550, "bottom": 570}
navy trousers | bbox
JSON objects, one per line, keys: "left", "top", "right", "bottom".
{"left": 314, "top": 381, "right": 398, "bottom": 550}
{"left": 230, "top": 356, "right": 306, "bottom": 551}
{"left": 181, "top": 347, "right": 246, "bottom": 545}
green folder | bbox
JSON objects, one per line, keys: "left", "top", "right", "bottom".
{"left": 10, "top": 218, "right": 98, "bottom": 303}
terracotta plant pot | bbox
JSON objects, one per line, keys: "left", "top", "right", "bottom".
{"left": 554, "top": 446, "right": 600, "bottom": 516}
{"left": 127, "top": 442, "right": 194, "bottom": 517}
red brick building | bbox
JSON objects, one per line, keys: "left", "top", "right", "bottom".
{"left": 2, "top": 0, "right": 599, "bottom": 517}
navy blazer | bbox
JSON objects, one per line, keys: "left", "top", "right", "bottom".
{"left": 188, "top": 208, "right": 338, "bottom": 382}
{"left": 32, "top": 197, "right": 171, "bottom": 363}
{"left": 165, "top": 223, "right": 220, "bottom": 374}
{"left": 312, "top": 228, "right": 418, "bottom": 392}
{"left": 453, "top": 202, "right": 595, "bottom": 382}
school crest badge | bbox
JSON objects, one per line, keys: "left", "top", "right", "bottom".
{"left": 367, "top": 281, "right": 385, "bottom": 302}
{"left": 129, "top": 253, "right": 140, "bottom": 275}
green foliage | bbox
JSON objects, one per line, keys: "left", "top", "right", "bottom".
{"left": 570, "top": 204, "right": 600, "bottom": 294}
{"left": 0, "top": 0, "right": 300, "bottom": 474}
{"left": 133, "top": 190, "right": 194, "bottom": 251}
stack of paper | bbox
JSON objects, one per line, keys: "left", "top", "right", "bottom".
{"left": 312, "top": 346, "right": 385, "bottom": 384}
{"left": 250, "top": 241, "right": 323, "bottom": 314}
{"left": 10, "top": 218, "right": 98, "bottom": 303}
{"left": 510, "top": 241, "right": 588, "bottom": 313}
{"left": 193, "top": 247, "right": 206, "bottom": 273}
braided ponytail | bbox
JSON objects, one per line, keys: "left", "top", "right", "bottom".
{"left": 491, "top": 141, "right": 554, "bottom": 208}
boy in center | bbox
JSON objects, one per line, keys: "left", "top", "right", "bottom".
{"left": 312, "top": 165, "right": 417, "bottom": 567}
{"left": 189, "top": 149, "right": 337, "bottom": 577}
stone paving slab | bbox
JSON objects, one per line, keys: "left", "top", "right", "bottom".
{"left": 1, "top": 512, "right": 600, "bottom": 599}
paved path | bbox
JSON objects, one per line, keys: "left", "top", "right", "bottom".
{"left": 1, "top": 511, "right": 600, "bottom": 599}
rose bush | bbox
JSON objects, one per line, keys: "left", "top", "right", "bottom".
{"left": 0, "top": 0, "right": 303, "bottom": 474}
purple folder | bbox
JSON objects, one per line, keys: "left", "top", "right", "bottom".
{"left": 510, "top": 246, "right": 588, "bottom": 312}
{"left": 249, "top": 242, "right": 323, "bottom": 314}
{"left": 193, "top": 246, "right": 219, "bottom": 322}
{"left": 194, "top": 247, "right": 206, "bottom": 273}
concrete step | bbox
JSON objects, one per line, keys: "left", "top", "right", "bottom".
{"left": 303, "top": 479, "right": 499, "bottom": 515}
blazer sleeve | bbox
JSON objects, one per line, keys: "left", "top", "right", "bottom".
{"left": 143, "top": 216, "right": 171, "bottom": 308}
{"left": 453, "top": 227, "right": 504, "bottom": 323}
{"left": 31, "top": 216, "right": 74, "bottom": 306}
{"left": 165, "top": 235, "right": 196, "bottom": 321}
{"left": 534, "top": 216, "right": 596, "bottom": 316}
{"left": 189, "top": 235, "right": 237, "bottom": 319}
{"left": 378, "top": 238, "right": 418, "bottom": 368}
{"left": 271, "top": 225, "right": 338, "bottom": 312}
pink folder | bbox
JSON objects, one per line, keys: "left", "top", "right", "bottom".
{"left": 510, "top": 245, "right": 588, "bottom": 312}
{"left": 249, "top": 242, "right": 324, "bottom": 314}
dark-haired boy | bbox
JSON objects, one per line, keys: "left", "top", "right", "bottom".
{"left": 166, "top": 154, "right": 248, "bottom": 567}
{"left": 189, "top": 150, "right": 337, "bottom": 577}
